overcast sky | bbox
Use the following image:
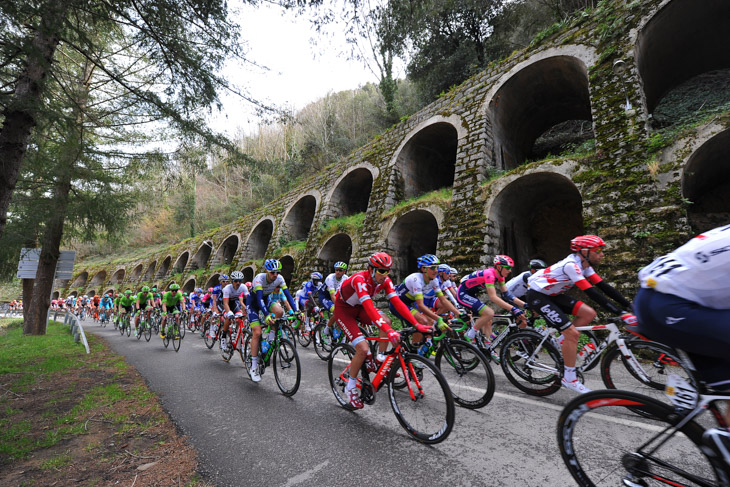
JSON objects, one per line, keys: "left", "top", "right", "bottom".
{"left": 207, "top": 2, "right": 378, "bottom": 137}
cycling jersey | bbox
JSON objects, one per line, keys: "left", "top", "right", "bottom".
{"left": 222, "top": 283, "right": 249, "bottom": 301}
{"left": 506, "top": 271, "right": 531, "bottom": 298}
{"left": 100, "top": 297, "right": 113, "bottom": 308}
{"left": 324, "top": 272, "right": 348, "bottom": 296}
{"left": 161, "top": 290, "right": 183, "bottom": 307}
{"left": 395, "top": 272, "right": 443, "bottom": 305}
{"left": 267, "top": 290, "right": 287, "bottom": 308}
{"left": 460, "top": 268, "right": 505, "bottom": 294}
{"left": 303, "top": 280, "right": 325, "bottom": 301}
{"left": 528, "top": 254, "right": 601, "bottom": 296}
{"left": 246, "top": 273, "right": 296, "bottom": 324}
{"left": 189, "top": 292, "right": 202, "bottom": 307}
{"left": 93, "top": 296, "right": 101, "bottom": 306}
{"left": 136, "top": 291, "right": 154, "bottom": 307}
{"left": 639, "top": 224, "right": 730, "bottom": 309}
{"left": 118, "top": 295, "right": 135, "bottom": 307}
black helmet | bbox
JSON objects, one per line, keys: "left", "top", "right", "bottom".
{"left": 529, "top": 259, "right": 547, "bottom": 270}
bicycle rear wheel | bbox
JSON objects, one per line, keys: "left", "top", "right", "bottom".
{"left": 143, "top": 322, "right": 151, "bottom": 342}
{"left": 172, "top": 322, "right": 181, "bottom": 352}
{"left": 278, "top": 324, "right": 296, "bottom": 349}
{"left": 126, "top": 317, "right": 131, "bottom": 337}
{"left": 557, "top": 389, "right": 727, "bottom": 487}
{"left": 314, "top": 323, "right": 334, "bottom": 361}
{"left": 500, "top": 331, "right": 562, "bottom": 396}
{"left": 297, "top": 325, "right": 312, "bottom": 347}
{"left": 178, "top": 320, "right": 186, "bottom": 339}
{"left": 327, "top": 344, "right": 357, "bottom": 410}
{"left": 273, "top": 338, "right": 300, "bottom": 396}
{"left": 388, "top": 353, "right": 455, "bottom": 444}
{"left": 435, "top": 339, "right": 495, "bottom": 409}
{"left": 204, "top": 324, "right": 217, "bottom": 349}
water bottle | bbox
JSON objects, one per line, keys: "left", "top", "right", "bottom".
{"left": 418, "top": 343, "right": 429, "bottom": 357}
{"left": 261, "top": 338, "right": 270, "bottom": 354}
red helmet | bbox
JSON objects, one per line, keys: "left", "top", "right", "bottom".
{"left": 245, "top": 282, "right": 252, "bottom": 288}
{"left": 208, "top": 287, "right": 214, "bottom": 293}
{"left": 570, "top": 235, "right": 605, "bottom": 252}
{"left": 493, "top": 255, "right": 515, "bottom": 267}
{"left": 369, "top": 252, "right": 393, "bottom": 269}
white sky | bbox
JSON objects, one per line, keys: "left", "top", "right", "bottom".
{"left": 208, "top": 3, "right": 377, "bottom": 137}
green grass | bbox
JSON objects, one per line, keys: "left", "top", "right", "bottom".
{"left": 40, "top": 453, "right": 73, "bottom": 470}
{"left": 321, "top": 212, "right": 366, "bottom": 234}
{"left": 381, "top": 187, "right": 452, "bottom": 219}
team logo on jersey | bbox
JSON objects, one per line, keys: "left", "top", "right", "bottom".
{"left": 666, "top": 316, "right": 686, "bottom": 325}
{"left": 646, "top": 278, "right": 657, "bottom": 288}
{"left": 357, "top": 282, "right": 368, "bottom": 293}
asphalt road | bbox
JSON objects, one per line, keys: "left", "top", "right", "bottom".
{"left": 84, "top": 320, "right": 622, "bottom": 487}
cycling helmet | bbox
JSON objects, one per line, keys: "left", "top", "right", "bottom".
{"left": 264, "top": 259, "right": 282, "bottom": 272}
{"left": 437, "top": 264, "right": 451, "bottom": 272}
{"left": 170, "top": 283, "right": 180, "bottom": 290}
{"left": 450, "top": 267, "right": 458, "bottom": 275}
{"left": 334, "top": 261, "right": 348, "bottom": 271}
{"left": 219, "top": 274, "right": 229, "bottom": 282}
{"left": 183, "top": 292, "right": 188, "bottom": 296}
{"left": 311, "top": 272, "right": 323, "bottom": 280}
{"left": 231, "top": 270, "right": 244, "bottom": 281}
{"left": 195, "top": 288, "right": 202, "bottom": 293}
{"left": 570, "top": 235, "right": 606, "bottom": 252}
{"left": 124, "top": 289, "right": 132, "bottom": 295}
{"left": 416, "top": 254, "right": 440, "bottom": 268}
{"left": 529, "top": 259, "right": 547, "bottom": 270}
{"left": 245, "top": 282, "right": 253, "bottom": 288}
{"left": 493, "top": 255, "right": 515, "bottom": 267}
{"left": 368, "top": 252, "right": 393, "bottom": 269}
{"left": 208, "top": 287, "right": 214, "bottom": 293}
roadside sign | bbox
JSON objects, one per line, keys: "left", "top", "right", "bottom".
{"left": 17, "top": 249, "right": 76, "bottom": 279}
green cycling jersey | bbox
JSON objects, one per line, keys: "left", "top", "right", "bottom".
{"left": 162, "top": 290, "right": 184, "bottom": 307}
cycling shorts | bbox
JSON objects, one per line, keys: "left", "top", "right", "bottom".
{"left": 246, "top": 294, "right": 273, "bottom": 326}
{"left": 388, "top": 300, "right": 418, "bottom": 323}
{"left": 635, "top": 287, "right": 730, "bottom": 389}
{"left": 320, "top": 296, "right": 335, "bottom": 313}
{"left": 524, "top": 290, "right": 583, "bottom": 332}
{"left": 334, "top": 297, "right": 386, "bottom": 347}
{"left": 456, "top": 286, "right": 486, "bottom": 315}
{"left": 121, "top": 305, "right": 133, "bottom": 314}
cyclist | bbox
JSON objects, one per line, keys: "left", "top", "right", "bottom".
{"left": 433, "top": 263, "right": 460, "bottom": 315}
{"left": 117, "top": 290, "right": 135, "bottom": 329}
{"left": 526, "top": 235, "right": 634, "bottom": 394}
{"left": 188, "top": 287, "right": 203, "bottom": 328}
{"left": 635, "top": 224, "right": 730, "bottom": 438}
{"left": 303, "top": 272, "right": 325, "bottom": 328}
{"left": 245, "top": 259, "right": 297, "bottom": 383}
{"left": 208, "top": 274, "right": 229, "bottom": 338}
{"left": 134, "top": 286, "right": 155, "bottom": 337}
{"left": 458, "top": 256, "right": 527, "bottom": 353}
{"left": 321, "top": 262, "right": 349, "bottom": 336}
{"left": 505, "top": 259, "right": 547, "bottom": 300}
{"left": 220, "top": 271, "right": 249, "bottom": 352}
{"left": 335, "top": 252, "right": 433, "bottom": 409}
{"left": 160, "top": 283, "right": 184, "bottom": 338}
{"left": 100, "top": 293, "right": 113, "bottom": 323}
{"left": 92, "top": 293, "right": 101, "bottom": 320}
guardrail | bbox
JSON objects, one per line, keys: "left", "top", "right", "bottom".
{"left": 52, "top": 311, "right": 90, "bottom": 354}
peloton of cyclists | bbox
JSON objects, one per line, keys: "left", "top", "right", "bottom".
{"left": 220, "top": 271, "right": 249, "bottom": 352}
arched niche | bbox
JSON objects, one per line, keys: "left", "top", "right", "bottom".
{"left": 70, "top": 272, "right": 88, "bottom": 288}
{"left": 394, "top": 122, "right": 458, "bottom": 201}
{"left": 88, "top": 271, "right": 106, "bottom": 287}
{"left": 87, "top": 289, "right": 96, "bottom": 297}
{"left": 69, "top": 291, "right": 78, "bottom": 298}
{"left": 245, "top": 219, "right": 274, "bottom": 260}
{"left": 110, "top": 268, "right": 125, "bottom": 285}
{"left": 204, "top": 274, "right": 220, "bottom": 290}
{"left": 130, "top": 264, "right": 143, "bottom": 281}
{"left": 182, "top": 278, "right": 196, "bottom": 293}
{"left": 156, "top": 256, "right": 172, "bottom": 279}
{"left": 384, "top": 210, "right": 439, "bottom": 284}
{"left": 636, "top": 0, "right": 730, "bottom": 124}
{"left": 190, "top": 241, "right": 213, "bottom": 270}
{"left": 144, "top": 261, "right": 156, "bottom": 281}
{"left": 173, "top": 252, "right": 189, "bottom": 274}
{"left": 489, "top": 54, "right": 594, "bottom": 168}
{"left": 103, "top": 288, "right": 115, "bottom": 297}
{"left": 282, "top": 195, "right": 317, "bottom": 241}
{"left": 317, "top": 234, "right": 353, "bottom": 274}
{"left": 214, "top": 235, "right": 239, "bottom": 266}
{"left": 242, "top": 266, "right": 255, "bottom": 283}
{"left": 682, "top": 128, "right": 730, "bottom": 233}
{"left": 52, "top": 291, "right": 59, "bottom": 300}
{"left": 280, "top": 255, "right": 295, "bottom": 286}
{"left": 328, "top": 167, "right": 374, "bottom": 218}
{"left": 488, "top": 172, "right": 583, "bottom": 269}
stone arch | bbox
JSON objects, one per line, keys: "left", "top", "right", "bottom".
{"left": 70, "top": 271, "right": 88, "bottom": 288}
{"left": 144, "top": 261, "right": 156, "bottom": 281}
{"left": 244, "top": 218, "right": 274, "bottom": 261}
{"left": 636, "top": 0, "right": 730, "bottom": 122}
{"left": 87, "top": 289, "right": 96, "bottom": 297}
{"left": 173, "top": 252, "right": 189, "bottom": 274}
{"left": 52, "top": 291, "right": 59, "bottom": 300}
{"left": 242, "top": 266, "right": 255, "bottom": 283}
{"left": 103, "top": 288, "right": 115, "bottom": 297}
{"left": 182, "top": 278, "right": 196, "bottom": 293}
{"left": 317, "top": 234, "right": 354, "bottom": 274}
{"left": 485, "top": 47, "right": 597, "bottom": 169}
{"left": 325, "top": 166, "right": 376, "bottom": 218}
{"left": 486, "top": 170, "right": 583, "bottom": 269}
{"left": 110, "top": 268, "right": 125, "bottom": 285}
{"left": 391, "top": 117, "right": 461, "bottom": 201}
{"left": 383, "top": 209, "right": 441, "bottom": 284}
{"left": 190, "top": 241, "right": 213, "bottom": 270}
{"left": 156, "top": 256, "right": 172, "bottom": 279}
{"left": 88, "top": 271, "right": 106, "bottom": 287}
{"left": 214, "top": 234, "right": 240, "bottom": 266}
{"left": 130, "top": 264, "right": 143, "bottom": 281}
{"left": 69, "top": 291, "right": 78, "bottom": 298}
{"left": 682, "top": 128, "right": 730, "bottom": 233}
{"left": 282, "top": 193, "right": 319, "bottom": 241}
{"left": 280, "top": 255, "right": 295, "bottom": 286}
{"left": 204, "top": 274, "right": 220, "bottom": 290}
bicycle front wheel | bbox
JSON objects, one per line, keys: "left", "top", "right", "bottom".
{"left": 314, "top": 324, "right": 333, "bottom": 361}
{"left": 273, "top": 338, "right": 300, "bottom": 396}
{"left": 143, "top": 323, "right": 151, "bottom": 342}
{"left": 557, "top": 389, "right": 726, "bottom": 487}
{"left": 172, "top": 323, "right": 181, "bottom": 352}
{"left": 297, "top": 326, "right": 312, "bottom": 347}
{"left": 279, "top": 324, "right": 296, "bottom": 349}
{"left": 388, "top": 353, "right": 455, "bottom": 444}
{"left": 327, "top": 344, "right": 357, "bottom": 410}
{"left": 435, "top": 339, "right": 495, "bottom": 409}
{"left": 500, "top": 331, "right": 562, "bottom": 396}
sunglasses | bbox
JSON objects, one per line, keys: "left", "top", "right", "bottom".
{"left": 233, "top": 279, "right": 242, "bottom": 283}
{"left": 375, "top": 268, "right": 390, "bottom": 275}
{"left": 427, "top": 265, "right": 439, "bottom": 270}
{"left": 500, "top": 265, "right": 513, "bottom": 271}
{"left": 268, "top": 271, "right": 279, "bottom": 275}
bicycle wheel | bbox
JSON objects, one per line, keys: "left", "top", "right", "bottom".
{"left": 178, "top": 319, "right": 186, "bottom": 339}
{"left": 388, "top": 353, "right": 455, "bottom": 444}
{"left": 557, "top": 389, "right": 727, "bottom": 487}
{"left": 119, "top": 318, "right": 125, "bottom": 336}
{"left": 435, "top": 339, "right": 495, "bottom": 409}
{"left": 204, "top": 324, "right": 217, "bottom": 349}
{"left": 279, "top": 324, "right": 296, "bottom": 349}
{"left": 600, "top": 339, "right": 699, "bottom": 405}
{"left": 163, "top": 326, "right": 170, "bottom": 348}
{"left": 297, "top": 325, "right": 312, "bottom": 347}
{"left": 327, "top": 343, "right": 357, "bottom": 411}
{"left": 143, "top": 322, "right": 151, "bottom": 342}
{"left": 221, "top": 330, "right": 234, "bottom": 362}
{"left": 237, "top": 330, "right": 251, "bottom": 364}
{"left": 314, "top": 324, "right": 334, "bottom": 361}
{"left": 171, "top": 322, "right": 181, "bottom": 352}
{"left": 126, "top": 317, "right": 131, "bottom": 337}
{"left": 273, "top": 338, "right": 300, "bottom": 396}
{"left": 500, "top": 330, "right": 562, "bottom": 396}
{"left": 136, "top": 320, "right": 142, "bottom": 340}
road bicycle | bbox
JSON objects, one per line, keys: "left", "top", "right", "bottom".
{"left": 119, "top": 312, "right": 132, "bottom": 337}
{"left": 220, "top": 312, "right": 248, "bottom": 362}
{"left": 135, "top": 311, "right": 152, "bottom": 342}
{"left": 289, "top": 312, "right": 312, "bottom": 347}
{"left": 99, "top": 308, "right": 110, "bottom": 327}
{"left": 499, "top": 317, "right": 696, "bottom": 399}
{"left": 203, "top": 314, "right": 225, "bottom": 349}
{"left": 327, "top": 327, "right": 455, "bottom": 444}
{"left": 557, "top": 355, "right": 729, "bottom": 487}
{"left": 161, "top": 312, "right": 182, "bottom": 352}
{"left": 242, "top": 317, "right": 301, "bottom": 396}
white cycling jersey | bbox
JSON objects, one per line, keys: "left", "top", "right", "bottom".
{"left": 528, "top": 253, "right": 599, "bottom": 296}
{"left": 325, "top": 272, "right": 348, "bottom": 295}
{"left": 252, "top": 272, "right": 287, "bottom": 296}
{"left": 506, "top": 270, "right": 531, "bottom": 298}
{"left": 398, "top": 272, "right": 443, "bottom": 301}
{"left": 639, "top": 224, "right": 730, "bottom": 309}
{"left": 222, "top": 283, "right": 249, "bottom": 300}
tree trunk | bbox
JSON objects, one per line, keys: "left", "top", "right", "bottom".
{"left": 0, "top": 1, "right": 66, "bottom": 240}
{"left": 22, "top": 279, "right": 34, "bottom": 322}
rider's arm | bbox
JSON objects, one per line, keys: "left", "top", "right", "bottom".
{"left": 487, "top": 285, "right": 518, "bottom": 311}
{"left": 594, "top": 278, "right": 632, "bottom": 310}
{"left": 281, "top": 287, "right": 297, "bottom": 312}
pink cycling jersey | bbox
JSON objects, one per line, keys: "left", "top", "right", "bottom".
{"left": 460, "top": 268, "right": 504, "bottom": 293}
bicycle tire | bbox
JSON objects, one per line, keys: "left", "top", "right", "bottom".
{"left": 237, "top": 330, "right": 251, "bottom": 364}
{"left": 119, "top": 319, "right": 125, "bottom": 336}
{"left": 279, "top": 323, "right": 296, "bottom": 349}
{"left": 163, "top": 329, "right": 170, "bottom": 348}
{"left": 297, "top": 325, "right": 312, "bottom": 347}
{"left": 204, "top": 324, "right": 217, "bottom": 349}
{"left": 172, "top": 322, "right": 181, "bottom": 352}
{"left": 500, "top": 330, "right": 563, "bottom": 396}
{"left": 388, "top": 353, "right": 455, "bottom": 444}
{"left": 600, "top": 339, "right": 699, "bottom": 407}
{"left": 273, "top": 338, "right": 301, "bottom": 396}
{"left": 143, "top": 322, "right": 151, "bottom": 342}
{"left": 557, "top": 389, "right": 728, "bottom": 487}
{"left": 136, "top": 321, "right": 142, "bottom": 340}
{"left": 178, "top": 320, "right": 186, "bottom": 339}
{"left": 221, "top": 329, "right": 233, "bottom": 362}
{"left": 327, "top": 343, "right": 357, "bottom": 411}
{"left": 126, "top": 317, "right": 131, "bottom": 337}
{"left": 313, "top": 323, "right": 333, "bottom": 361}
{"left": 435, "top": 339, "right": 495, "bottom": 409}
